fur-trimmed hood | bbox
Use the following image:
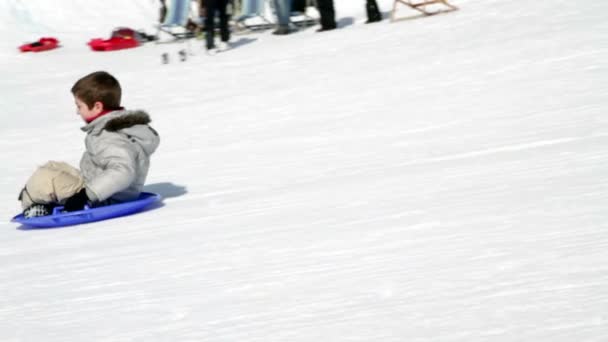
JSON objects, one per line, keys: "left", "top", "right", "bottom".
{"left": 82, "top": 109, "right": 160, "bottom": 155}
{"left": 82, "top": 109, "right": 151, "bottom": 135}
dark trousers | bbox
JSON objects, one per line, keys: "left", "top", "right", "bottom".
{"left": 316, "top": 0, "right": 336, "bottom": 29}
{"left": 366, "top": 0, "right": 382, "bottom": 22}
{"left": 205, "top": 0, "right": 230, "bottom": 49}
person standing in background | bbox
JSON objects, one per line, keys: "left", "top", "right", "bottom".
{"left": 204, "top": 0, "right": 231, "bottom": 53}
{"left": 272, "top": 0, "right": 293, "bottom": 35}
{"left": 159, "top": 0, "right": 168, "bottom": 23}
{"left": 366, "top": 0, "right": 382, "bottom": 23}
{"left": 316, "top": 0, "right": 336, "bottom": 32}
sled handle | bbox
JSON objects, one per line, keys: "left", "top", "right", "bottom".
{"left": 52, "top": 205, "right": 91, "bottom": 215}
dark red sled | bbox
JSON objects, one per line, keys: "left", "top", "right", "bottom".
{"left": 19, "top": 37, "right": 60, "bottom": 52}
{"left": 88, "top": 37, "right": 140, "bottom": 51}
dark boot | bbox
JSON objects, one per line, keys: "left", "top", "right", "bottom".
{"left": 272, "top": 25, "right": 293, "bottom": 35}
{"left": 317, "top": 0, "right": 337, "bottom": 31}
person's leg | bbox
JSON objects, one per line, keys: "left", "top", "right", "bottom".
{"left": 218, "top": 0, "right": 230, "bottom": 42}
{"left": 316, "top": 0, "right": 336, "bottom": 30}
{"left": 273, "top": 0, "right": 291, "bottom": 28}
{"left": 366, "top": 0, "right": 382, "bottom": 23}
{"left": 159, "top": 0, "right": 168, "bottom": 23}
{"left": 272, "top": 0, "right": 293, "bottom": 34}
{"left": 205, "top": 0, "right": 218, "bottom": 49}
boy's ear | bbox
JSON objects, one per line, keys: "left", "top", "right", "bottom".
{"left": 92, "top": 101, "right": 104, "bottom": 113}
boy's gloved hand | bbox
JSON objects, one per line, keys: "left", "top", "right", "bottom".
{"left": 63, "top": 188, "right": 90, "bottom": 212}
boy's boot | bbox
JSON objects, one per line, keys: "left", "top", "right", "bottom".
{"left": 366, "top": 0, "right": 382, "bottom": 23}
{"left": 23, "top": 204, "right": 53, "bottom": 218}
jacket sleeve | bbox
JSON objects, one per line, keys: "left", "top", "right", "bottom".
{"left": 86, "top": 140, "right": 137, "bottom": 202}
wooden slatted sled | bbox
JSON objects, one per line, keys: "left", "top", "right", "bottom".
{"left": 391, "top": 0, "right": 458, "bottom": 22}
{"left": 156, "top": 0, "right": 197, "bottom": 41}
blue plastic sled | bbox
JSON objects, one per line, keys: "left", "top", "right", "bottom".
{"left": 12, "top": 192, "right": 161, "bottom": 228}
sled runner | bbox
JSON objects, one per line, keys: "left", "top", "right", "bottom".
{"left": 19, "top": 37, "right": 60, "bottom": 52}
{"left": 391, "top": 0, "right": 458, "bottom": 21}
{"left": 12, "top": 192, "right": 161, "bottom": 228}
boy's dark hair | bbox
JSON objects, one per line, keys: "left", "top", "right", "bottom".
{"left": 71, "top": 71, "right": 121, "bottom": 110}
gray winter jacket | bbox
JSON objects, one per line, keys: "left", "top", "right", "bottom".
{"left": 80, "top": 109, "right": 160, "bottom": 203}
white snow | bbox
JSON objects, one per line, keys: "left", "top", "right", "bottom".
{"left": 1, "top": 0, "right": 608, "bottom": 341}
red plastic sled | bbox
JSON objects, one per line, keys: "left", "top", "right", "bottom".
{"left": 88, "top": 36, "right": 140, "bottom": 51}
{"left": 19, "top": 37, "right": 60, "bottom": 52}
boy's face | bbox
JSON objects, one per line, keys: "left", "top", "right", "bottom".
{"left": 74, "top": 96, "right": 103, "bottom": 122}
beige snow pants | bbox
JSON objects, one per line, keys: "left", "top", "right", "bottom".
{"left": 19, "top": 161, "right": 84, "bottom": 209}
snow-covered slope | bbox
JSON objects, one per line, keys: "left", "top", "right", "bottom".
{"left": 1, "top": 0, "right": 608, "bottom": 341}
